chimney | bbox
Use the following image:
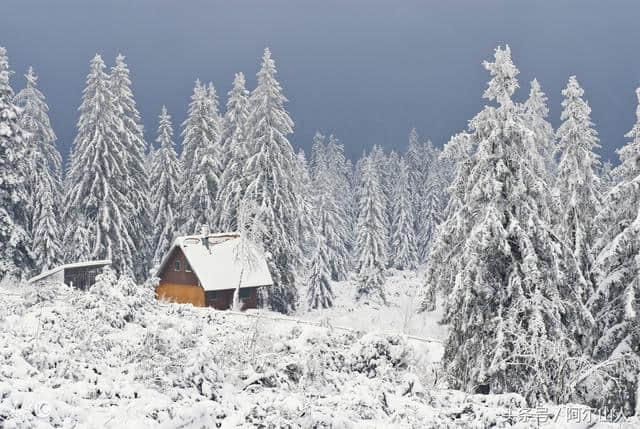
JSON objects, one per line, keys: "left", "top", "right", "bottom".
{"left": 201, "top": 225, "right": 210, "bottom": 250}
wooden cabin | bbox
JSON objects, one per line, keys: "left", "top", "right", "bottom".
{"left": 28, "top": 260, "right": 112, "bottom": 290}
{"left": 155, "top": 230, "right": 273, "bottom": 310}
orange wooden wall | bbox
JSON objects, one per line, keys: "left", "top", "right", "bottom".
{"left": 156, "top": 283, "right": 205, "bottom": 307}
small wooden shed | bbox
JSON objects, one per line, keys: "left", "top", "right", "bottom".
{"left": 155, "top": 230, "right": 273, "bottom": 310}
{"left": 28, "top": 260, "right": 112, "bottom": 290}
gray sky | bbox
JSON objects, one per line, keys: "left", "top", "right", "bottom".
{"left": 2, "top": 0, "right": 640, "bottom": 162}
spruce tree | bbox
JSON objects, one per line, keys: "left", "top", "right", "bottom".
{"left": 110, "top": 54, "right": 151, "bottom": 277}
{"left": 149, "top": 106, "right": 181, "bottom": 267}
{"left": 524, "top": 79, "right": 556, "bottom": 180}
{"left": 328, "top": 135, "right": 355, "bottom": 262}
{"left": 591, "top": 87, "right": 640, "bottom": 361}
{"left": 355, "top": 155, "right": 388, "bottom": 302}
{"left": 420, "top": 46, "right": 591, "bottom": 402}
{"left": 217, "top": 72, "right": 251, "bottom": 231}
{"left": 307, "top": 234, "right": 334, "bottom": 309}
{"left": 416, "top": 141, "right": 447, "bottom": 261}
{"left": 64, "top": 54, "right": 138, "bottom": 278}
{"left": 295, "top": 148, "right": 315, "bottom": 242}
{"left": 310, "top": 133, "right": 352, "bottom": 280}
{"left": 14, "top": 67, "right": 63, "bottom": 271}
{"left": 406, "top": 129, "right": 434, "bottom": 259}
{"left": 0, "top": 47, "right": 33, "bottom": 278}
{"left": 179, "top": 80, "right": 222, "bottom": 234}
{"left": 243, "top": 48, "right": 304, "bottom": 313}
{"left": 556, "top": 76, "right": 601, "bottom": 296}
{"left": 390, "top": 157, "right": 418, "bottom": 270}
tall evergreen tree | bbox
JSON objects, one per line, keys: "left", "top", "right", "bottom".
{"left": 64, "top": 54, "right": 139, "bottom": 278}
{"left": 406, "top": 129, "right": 435, "bottom": 259}
{"left": 555, "top": 76, "right": 601, "bottom": 296}
{"left": 591, "top": 86, "right": 640, "bottom": 361}
{"left": 179, "top": 80, "right": 222, "bottom": 234}
{"left": 420, "top": 46, "right": 591, "bottom": 402}
{"left": 0, "top": 47, "right": 33, "bottom": 278}
{"left": 416, "top": 141, "right": 447, "bottom": 261}
{"left": 14, "top": 67, "right": 63, "bottom": 271}
{"left": 217, "top": 72, "right": 251, "bottom": 231}
{"left": 243, "top": 48, "right": 304, "bottom": 313}
{"left": 307, "top": 234, "right": 334, "bottom": 309}
{"left": 310, "top": 133, "right": 352, "bottom": 280}
{"left": 524, "top": 79, "right": 556, "bottom": 180}
{"left": 355, "top": 155, "right": 388, "bottom": 302}
{"left": 327, "top": 135, "right": 355, "bottom": 260}
{"left": 390, "top": 157, "right": 418, "bottom": 270}
{"left": 149, "top": 106, "right": 181, "bottom": 267}
{"left": 294, "top": 149, "right": 316, "bottom": 273}
{"left": 110, "top": 54, "right": 151, "bottom": 277}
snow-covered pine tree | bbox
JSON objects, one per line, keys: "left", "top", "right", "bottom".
{"left": 419, "top": 131, "right": 476, "bottom": 311}
{"left": 0, "top": 47, "right": 33, "bottom": 278}
{"left": 206, "top": 81, "right": 222, "bottom": 128}
{"left": 14, "top": 67, "right": 63, "bottom": 272}
{"left": 307, "top": 233, "right": 334, "bottom": 309}
{"left": 243, "top": 48, "right": 304, "bottom": 313}
{"left": 591, "top": 87, "right": 640, "bottom": 362}
{"left": 149, "top": 106, "right": 181, "bottom": 268}
{"left": 64, "top": 54, "right": 139, "bottom": 278}
{"left": 383, "top": 150, "right": 400, "bottom": 229}
{"left": 555, "top": 76, "right": 601, "bottom": 300}
{"left": 416, "top": 141, "right": 447, "bottom": 261}
{"left": 295, "top": 149, "right": 315, "bottom": 253}
{"left": 524, "top": 79, "right": 556, "bottom": 181}
{"left": 420, "top": 46, "right": 592, "bottom": 402}
{"left": 354, "top": 154, "right": 388, "bottom": 302}
{"left": 389, "top": 157, "right": 418, "bottom": 270}
{"left": 327, "top": 135, "right": 356, "bottom": 259}
{"left": 406, "top": 129, "right": 434, "bottom": 259}
{"left": 310, "top": 131, "right": 327, "bottom": 178}
{"left": 310, "top": 133, "right": 352, "bottom": 280}
{"left": 110, "top": 54, "right": 151, "bottom": 277}
{"left": 217, "top": 73, "right": 251, "bottom": 232}
{"left": 179, "top": 80, "right": 222, "bottom": 234}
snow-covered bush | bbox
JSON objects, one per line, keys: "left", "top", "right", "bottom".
{"left": 74, "top": 269, "right": 154, "bottom": 328}
{"left": 347, "top": 334, "right": 411, "bottom": 378}
{"left": 23, "top": 281, "right": 73, "bottom": 307}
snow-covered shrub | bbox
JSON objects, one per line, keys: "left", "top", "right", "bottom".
{"left": 23, "top": 281, "right": 73, "bottom": 307}
{"left": 347, "top": 334, "right": 411, "bottom": 378}
{"left": 74, "top": 269, "right": 155, "bottom": 328}
{"left": 180, "top": 350, "right": 224, "bottom": 400}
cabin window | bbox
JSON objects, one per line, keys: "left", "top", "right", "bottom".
{"left": 174, "top": 260, "right": 181, "bottom": 271}
{"left": 184, "top": 261, "right": 192, "bottom": 272}
{"left": 239, "top": 288, "right": 250, "bottom": 299}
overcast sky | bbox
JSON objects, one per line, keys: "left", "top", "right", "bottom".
{"left": 2, "top": 0, "right": 640, "bottom": 163}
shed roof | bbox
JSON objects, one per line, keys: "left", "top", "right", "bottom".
{"left": 28, "top": 260, "right": 112, "bottom": 284}
{"left": 156, "top": 232, "right": 273, "bottom": 292}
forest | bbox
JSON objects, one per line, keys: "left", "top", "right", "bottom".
{"left": 0, "top": 42, "right": 638, "bottom": 422}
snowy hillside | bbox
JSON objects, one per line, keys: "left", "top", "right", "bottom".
{"left": 1, "top": 272, "right": 632, "bottom": 428}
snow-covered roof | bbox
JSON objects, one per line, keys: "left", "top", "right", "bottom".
{"left": 28, "top": 260, "right": 112, "bottom": 283}
{"left": 156, "top": 232, "right": 273, "bottom": 292}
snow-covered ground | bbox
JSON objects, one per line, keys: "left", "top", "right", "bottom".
{"left": 0, "top": 272, "right": 634, "bottom": 428}
{"left": 301, "top": 268, "right": 446, "bottom": 338}
{"left": 297, "top": 268, "right": 447, "bottom": 362}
